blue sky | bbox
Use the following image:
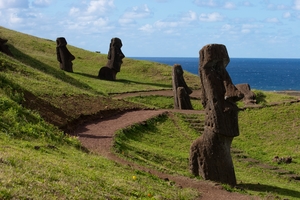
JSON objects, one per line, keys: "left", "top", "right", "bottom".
{"left": 0, "top": 0, "right": 300, "bottom": 58}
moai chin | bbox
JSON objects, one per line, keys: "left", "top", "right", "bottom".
{"left": 172, "top": 64, "right": 193, "bottom": 110}
{"left": 56, "top": 37, "right": 75, "bottom": 72}
{"left": 189, "top": 44, "right": 244, "bottom": 186}
{"left": 98, "top": 37, "right": 125, "bottom": 81}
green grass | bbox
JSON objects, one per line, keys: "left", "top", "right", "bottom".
{"left": 0, "top": 135, "right": 198, "bottom": 199}
{"left": 123, "top": 95, "right": 204, "bottom": 110}
{"left": 0, "top": 26, "right": 200, "bottom": 96}
{"left": 114, "top": 105, "right": 300, "bottom": 199}
{"left": 114, "top": 113, "right": 200, "bottom": 176}
{"left": 1, "top": 26, "right": 300, "bottom": 199}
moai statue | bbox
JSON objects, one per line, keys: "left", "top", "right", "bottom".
{"left": 189, "top": 44, "right": 244, "bottom": 186}
{"left": 172, "top": 64, "right": 193, "bottom": 110}
{"left": 98, "top": 37, "right": 125, "bottom": 81}
{"left": 0, "top": 38, "right": 13, "bottom": 57}
{"left": 235, "top": 83, "right": 256, "bottom": 105}
{"left": 56, "top": 37, "right": 75, "bottom": 72}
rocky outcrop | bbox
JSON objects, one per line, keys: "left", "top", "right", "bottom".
{"left": 190, "top": 44, "right": 243, "bottom": 186}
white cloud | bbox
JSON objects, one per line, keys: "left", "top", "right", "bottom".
{"left": 32, "top": 0, "right": 51, "bottom": 7}
{"left": 241, "top": 29, "right": 250, "bottom": 34}
{"left": 265, "top": 2, "right": 289, "bottom": 10}
{"left": 194, "top": 0, "right": 218, "bottom": 7}
{"left": 69, "top": 7, "right": 80, "bottom": 16}
{"left": 66, "top": 0, "right": 115, "bottom": 33}
{"left": 221, "top": 24, "right": 235, "bottom": 32}
{"left": 240, "top": 24, "right": 262, "bottom": 33}
{"left": 283, "top": 12, "right": 291, "bottom": 19}
{"left": 138, "top": 10, "right": 198, "bottom": 34}
{"left": 0, "top": 0, "right": 28, "bottom": 9}
{"left": 293, "top": 0, "right": 300, "bottom": 10}
{"left": 224, "top": 2, "right": 236, "bottom": 9}
{"left": 119, "top": 4, "right": 152, "bottom": 26}
{"left": 199, "top": 12, "right": 223, "bottom": 22}
{"left": 69, "top": 0, "right": 115, "bottom": 16}
{"left": 86, "top": 0, "right": 114, "bottom": 14}
{"left": 9, "top": 12, "right": 23, "bottom": 24}
{"left": 123, "top": 5, "right": 151, "bottom": 19}
{"left": 139, "top": 24, "right": 154, "bottom": 33}
{"left": 154, "top": 20, "right": 179, "bottom": 29}
{"left": 241, "top": 1, "right": 253, "bottom": 7}
{"left": 181, "top": 11, "right": 197, "bottom": 22}
{"left": 265, "top": 17, "right": 280, "bottom": 23}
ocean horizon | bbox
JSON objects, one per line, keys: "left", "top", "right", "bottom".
{"left": 130, "top": 57, "right": 300, "bottom": 91}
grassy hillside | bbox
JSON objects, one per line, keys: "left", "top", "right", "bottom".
{"left": 1, "top": 26, "right": 300, "bottom": 199}
{"left": 0, "top": 26, "right": 201, "bottom": 199}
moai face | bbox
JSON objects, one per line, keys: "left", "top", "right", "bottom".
{"left": 172, "top": 64, "right": 193, "bottom": 109}
{"left": 56, "top": 37, "right": 75, "bottom": 72}
{"left": 199, "top": 44, "right": 243, "bottom": 137}
{"left": 106, "top": 37, "right": 125, "bottom": 73}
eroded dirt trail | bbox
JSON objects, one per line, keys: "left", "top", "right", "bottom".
{"left": 74, "top": 109, "right": 258, "bottom": 200}
{"left": 75, "top": 110, "right": 167, "bottom": 157}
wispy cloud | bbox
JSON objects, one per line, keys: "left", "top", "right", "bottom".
{"left": 193, "top": 0, "right": 218, "bottom": 7}
{"left": 0, "top": 0, "right": 28, "bottom": 9}
{"left": 265, "top": 17, "right": 281, "bottom": 23}
{"left": 69, "top": 0, "right": 115, "bottom": 16}
{"left": 32, "top": 0, "right": 52, "bottom": 7}
{"left": 119, "top": 4, "right": 152, "bottom": 26}
{"left": 199, "top": 12, "right": 224, "bottom": 22}
{"left": 293, "top": 0, "right": 300, "bottom": 10}
{"left": 138, "top": 10, "right": 198, "bottom": 33}
{"left": 224, "top": 2, "right": 236, "bottom": 9}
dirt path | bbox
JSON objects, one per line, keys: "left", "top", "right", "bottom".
{"left": 74, "top": 108, "right": 258, "bottom": 200}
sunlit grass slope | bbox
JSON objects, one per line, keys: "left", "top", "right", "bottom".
{"left": 0, "top": 26, "right": 200, "bottom": 199}
{"left": 1, "top": 26, "right": 300, "bottom": 199}
{"left": 0, "top": 26, "right": 200, "bottom": 95}
{"left": 114, "top": 103, "right": 300, "bottom": 199}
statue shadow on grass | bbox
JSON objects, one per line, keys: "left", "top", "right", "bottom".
{"left": 74, "top": 72, "right": 172, "bottom": 89}
{"left": 116, "top": 78, "right": 172, "bottom": 89}
{"left": 73, "top": 71, "right": 98, "bottom": 79}
{"left": 8, "top": 45, "right": 104, "bottom": 95}
{"left": 239, "top": 183, "right": 300, "bottom": 199}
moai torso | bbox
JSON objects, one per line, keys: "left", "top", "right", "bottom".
{"left": 172, "top": 64, "right": 193, "bottom": 110}
{"left": 56, "top": 37, "right": 75, "bottom": 72}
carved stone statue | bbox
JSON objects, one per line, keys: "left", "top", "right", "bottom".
{"left": 56, "top": 37, "right": 75, "bottom": 72}
{"left": 236, "top": 83, "right": 256, "bottom": 105}
{"left": 172, "top": 64, "right": 193, "bottom": 110}
{"left": 0, "top": 38, "right": 13, "bottom": 57}
{"left": 189, "top": 44, "right": 244, "bottom": 186}
{"left": 98, "top": 37, "right": 125, "bottom": 81}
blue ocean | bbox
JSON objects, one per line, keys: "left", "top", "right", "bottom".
{"left": 131, "top": 57, "right": 300, "bottom": 91}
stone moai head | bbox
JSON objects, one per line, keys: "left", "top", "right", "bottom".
{"left": 102, "top": 37, "right": 125, "bottom": 80}
{"left": 172, "top": 64, "right": 193, "bottom": 109}
{"left": 56, "top": 37, "right": 75, "bottom": 72}
{"left": 199, "top": 44, "right": 243, "bottom": 137}
{"left": 0, "top": 38, "right": 13, "bottom": 57}
{"left": 106, "top": 37, "right": 125, "bottom": 72}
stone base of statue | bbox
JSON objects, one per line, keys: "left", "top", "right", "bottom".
{"left": 98, "top": 66, "right": 115, "bottom": 81}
